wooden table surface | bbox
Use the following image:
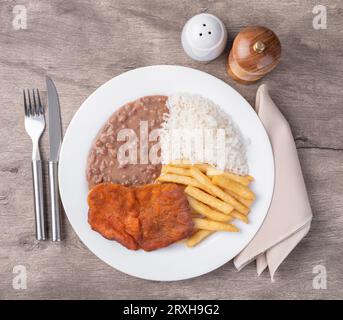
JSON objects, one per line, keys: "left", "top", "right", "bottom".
{"left": 1, "top": 0, "right": 342, "bottom": 300}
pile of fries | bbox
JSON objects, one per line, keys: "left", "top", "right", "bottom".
{"left": 156, "top": 161, "right": 255, "bottom": 247}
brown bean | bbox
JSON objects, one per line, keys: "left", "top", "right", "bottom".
{"left": 105, "top": 142, "right": 113, "bottom": 149}
{"left": 91, "top": 167, "right": 100, "bottom": 175}
{"left": 109, "top": 117, "right": 118, "bottom": 125}
{"left": 102, "top": 135, "right": 111, "bottom": 143}
{"left": 109, "top": 149, "right": 117, "bottom": 158}
{"left": 86, "top": 171, "right": 92, "bottom": 180}
{"left": 118, "top": 114, "right": 127, "bottom": 123}
{"left": 107, "top": 127, "right": 115, "bottom": 135}
{"left": 93, "top": 175, "right": 102, "bottom": 184}
{"left": 147, "top": 164, "right": 155, "bottom": 171}
{"left": 95, "top": 140, "right": 103, "bottom": 148}
{"left": 124, "top": 104, "right": 132, "bottom": 112}
{"left": 128, "top": 110, "right": 136, "bottom": 117}
{"left": 99, "top": 162, "right": 107, "bottom": 172}
{"left": 89, "top": 153, "right": 96, "bottom": 163}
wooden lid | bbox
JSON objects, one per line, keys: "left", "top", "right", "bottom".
{"left": 231, "top": 26, "right": 281, "bottom": 76}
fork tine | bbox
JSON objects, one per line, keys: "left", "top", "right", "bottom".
{"left": 32, "top": 89, "right": 38, "bottom": 115}
{"left": 27, "top": 88, "right": 33, "bottom": 116}
{"left": 23, "top": 89, "right": 28, "bottom": 116}
{"left": 36, "top": 89, "right": 44, "bottom": 115}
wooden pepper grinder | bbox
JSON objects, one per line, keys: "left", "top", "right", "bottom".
{"left": 227, "top": 26, "right": 281, "bottom": 84}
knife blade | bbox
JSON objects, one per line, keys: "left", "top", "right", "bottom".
{"left": 46, "top": 76, "right": 62, "bottom": 241}
{"left": 47, "top": 76, "right": 62, "bottom": 161}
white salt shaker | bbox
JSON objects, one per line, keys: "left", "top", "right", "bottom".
{"left": 181, "top": 13, "right": 228, "bottom": 62}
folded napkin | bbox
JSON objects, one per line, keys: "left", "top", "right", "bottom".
{"left": 234, "top": 84, "right": 312, "bottom": 281}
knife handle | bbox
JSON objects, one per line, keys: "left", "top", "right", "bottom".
{"left": 31, "top": 160, "right": 46, "bottom": 241}
{"left": 49, "top": 161, "right": 62, "bottom": 241}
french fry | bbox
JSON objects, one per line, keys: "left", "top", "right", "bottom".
{"left": 193, "top": 164, "right": 210, "bottom": 172}
{"left": 157, "top": 174, "right": 199, "bottom": 187}
{"left": 189, "top": 167, "right": 249, "bottom": 215}
{"left": 169, "top": 160, "right": 193, "bottom": 169}
{"left": 187, "top": 196, "right": 233, "bottom": 222}
{"left": 187, "top": 213, "right": 239, "bottom": 247}
{"left": 230, "top": 210, "right": 249, "bottom": 224}
{"left": 193, "top": 218, "right": 239, "bottom": 232}
{"left": 225, "top": 189, "right": 254, "bottom": 207}
{"left": 159, "top": 162, "right": 255, "bottom": 248}
{"left": 156, "top": 173, "right": 215, "bottom": 196}
{"left": 169, "top": 161, "right": 208, "bottom": 172}
{"left": 206, "top": 167, "right": 254, "bottom": 186}
{"left": 185, "top": 186, "right": 233, "bottom": 214}
{"left": 161, "top": 165, "right": 192, "bottom": 177}
{"left": 212, "top": 175, "right": 255, "bottom": 200}
{"left": 186, "top": 230, "right": 213, "bottom": 247}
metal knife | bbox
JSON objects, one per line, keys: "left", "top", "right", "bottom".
{"left": 46, "top": 76, "right": 63, "bottom": 241}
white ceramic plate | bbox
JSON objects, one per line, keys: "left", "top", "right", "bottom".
{"left": 59, "top": 65, "right": 274, "bottom": 281}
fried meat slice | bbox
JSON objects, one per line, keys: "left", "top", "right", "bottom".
{"left": 88, "top": 183, "right": 194, "bottom": 251}
{"left": 88, "top": 183, "right": 140, "bottom": 250}
{"left": 134, "top": 184, "right": 194, "bottom": 251}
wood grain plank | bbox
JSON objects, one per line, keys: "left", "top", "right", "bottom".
{"left": 0, "top": 0, "right": 342, "bottom": 299}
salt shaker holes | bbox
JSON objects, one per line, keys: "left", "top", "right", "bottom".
{"left": 181, "top": 13, "right": 228, "bottom": 62}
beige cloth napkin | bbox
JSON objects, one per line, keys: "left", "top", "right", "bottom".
{"left": 234, "top": 84, "right": 312, "bottom": 281}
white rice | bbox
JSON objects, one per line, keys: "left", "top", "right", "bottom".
{"left": 160, "top": 93, "right": 248, "bottom": 175}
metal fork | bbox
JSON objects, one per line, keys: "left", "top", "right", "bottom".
{"left": 23, "top": 89, "right": 46, "bottom": 240}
